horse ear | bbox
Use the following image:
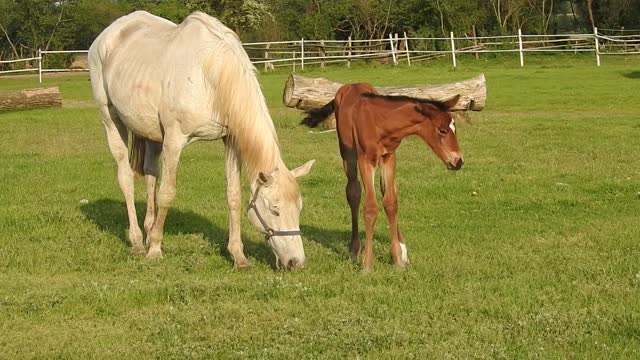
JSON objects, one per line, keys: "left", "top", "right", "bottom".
{"left": 258, "top": 172, "right": 274, "bottom": 186}
{"left": 444, "top": 94, "right": 461, "bottom": 110}
{"left": 291, "top": 159, "right": 316, "bottom": 178}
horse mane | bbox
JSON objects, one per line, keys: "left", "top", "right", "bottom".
{"left": 190, "top": 12, "right": 282, "bottom": 179}
{"left": 361, "top": 92, "right": 451, "bottom": 112}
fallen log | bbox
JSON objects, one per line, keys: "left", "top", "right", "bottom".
{"left": 283, "top": 73, "right": 486, "bottom": 112}
{"left": 0, "top": 87, "right": 62, "bottom": 112}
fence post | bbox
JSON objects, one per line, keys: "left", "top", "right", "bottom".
{"left": 389, "top": 33, "right": 397, "bottom": 65}
{"left": 593, "top": 27, "right": 601, "bottom": 66}
{"left": 403, "top": 31, "right": 411, "bottom": 66}
{"left": 320, "top": 40, "right": 325, "bottom": 69}
{"left": 300, "top": 38, "right": 304, "bottom": 71}
{"left": 38, "top": 48, "right": 42, "bottom": 83}
{"left": 264, "top": 43, "right": 270, "bottom": 72}
{"left": 347, "top": 36, "right": 352, "bottom": 68}
{"left": 450, "top": 32, "right": 457, "bottom": 68}
{"left": 518, "top": 29, "right": 524, "bottom": 67}
{"left": 472, "top": 25, "right": 479, "bottom": 59}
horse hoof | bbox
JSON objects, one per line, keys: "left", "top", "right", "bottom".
{"left": 146, "top": 249, "right": 163, "bottom": 260}
{"left": 234, "top": 259, "right": 252, "bottom": 270}
{"left": 130, "top": 246, "right": 146, "bottom": 256}
{"left": 361, "top": 265, "right": 374, "bottom": 273}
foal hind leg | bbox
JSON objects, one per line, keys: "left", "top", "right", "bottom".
{"left": 98, "top": 105, "right": 144, "bottom": 254}
{"left": 358, "top": 155, "right": 378, "bottom": 271}
{"left": 143, "top": 140, "right": 162, "bottom": 240}
{"left": 341, "top": 146, "right": 361, "bottom": 264}
{"left": 380, "top": 153, "right": 408, "bottom": 268}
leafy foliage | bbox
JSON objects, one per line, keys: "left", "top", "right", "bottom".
{"left": 0, "top": 0, "right": 639, "bottom": 61}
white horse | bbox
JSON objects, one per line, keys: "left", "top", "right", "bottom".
{"left": 88, "top": 11, "right": 314, "bottom": 270}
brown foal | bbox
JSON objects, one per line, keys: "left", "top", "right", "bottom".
{"left": 302, "top": 83, "right": 464, "bottom": 270}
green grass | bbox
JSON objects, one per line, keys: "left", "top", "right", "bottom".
{"left": 1, "top": 54, "right": 640, "bottom": 358}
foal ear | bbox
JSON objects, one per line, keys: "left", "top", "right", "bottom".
{"left": 258, "top": 172, "right": 275, "bottom": 186}
{"left": 444, "top": 94, "right": 461, "bottom": 110}
{"left": 291, "top": 159, "right": 316, "bottom": 178}
{"left": 415, "top": 103, "right": 437, "bottom": 118}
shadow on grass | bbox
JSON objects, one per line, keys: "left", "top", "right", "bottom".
{"left": 622, "top": 71, "right": 640, "bottom": 79}
{"left": 80, "top": 198, "right": 274, "bottom": 267}
{"left": 301, "top": 223, "right": 392, "bottom": 261}
{"left": 301, "top": 224, "right": 352, "bottom": 259}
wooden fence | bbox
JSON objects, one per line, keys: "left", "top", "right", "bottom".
{"left": 1, "top": 28, "right": 638, "bottom": 82}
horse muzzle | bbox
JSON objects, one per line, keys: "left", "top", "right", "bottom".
{"left": 278, "top": 256, "right": 305, "bottom": 271}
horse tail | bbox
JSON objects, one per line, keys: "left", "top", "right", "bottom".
{"left": 128, "top": 131, "right": 145, "bottom": 177}
{"left": 301, "top": 100, "right": 335, "bottom": 128}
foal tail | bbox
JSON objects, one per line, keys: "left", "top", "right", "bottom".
{"left": 128, "top": 131, "right": 145, "bottom": 177}
{"left": 301, "top": 100, "right": 335, "bottom": 128}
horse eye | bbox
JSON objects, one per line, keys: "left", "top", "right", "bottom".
{"left": 270, "top": 207, "right": 280, "bottom": 216}
{"left": 438, "top": 128, "right": 448, "bottom": 135}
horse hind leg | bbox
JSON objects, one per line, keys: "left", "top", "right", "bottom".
{"left": 143, "top": 140, "right": 162, "bottom": 240}
{"left": 98, "top": 105, "right": 145, "bottom": 255}
{"left": 146, "top": 129, "right": 188, "bottom": 259}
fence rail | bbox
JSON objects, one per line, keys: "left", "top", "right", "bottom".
{"left": 0, "top": 29, "right": 638, "bottom": 82}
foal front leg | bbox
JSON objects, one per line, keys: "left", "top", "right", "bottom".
{"left": 224, "top": 139, "right": 251, "bottom": 269}
{"left": 380, "top": 154, "right": 408, "bottom": 268}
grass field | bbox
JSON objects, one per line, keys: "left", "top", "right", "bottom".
{"left": 1, "top": 55, "right": 640, "bottom": 358}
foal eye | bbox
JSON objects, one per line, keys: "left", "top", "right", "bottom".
{"left": 438, "top": 128, "right": 448, "bottom": 135}
{"left": 270, "top": 208, "right": 280, "bottom": 216}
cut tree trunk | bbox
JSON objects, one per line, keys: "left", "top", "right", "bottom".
{"left": 283, "top": 74, "right": 486, "bottom": 111}
{"left": 283, "top": 74, "right": 486, "bottom": 129}
{"left": 0, "top": 87, "right": 62, "bottom": 112}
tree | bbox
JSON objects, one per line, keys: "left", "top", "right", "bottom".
{"left": 0, "top": 0, "right": 19, "bottom": 58}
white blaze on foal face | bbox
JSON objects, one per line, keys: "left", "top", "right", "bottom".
{"left": 449, "top": 116, "right": 456, "bottom": 133}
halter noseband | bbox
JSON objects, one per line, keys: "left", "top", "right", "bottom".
{"left": 248, "top": 181, "right": 302, "bottom": 240}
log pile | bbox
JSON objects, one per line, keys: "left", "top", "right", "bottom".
{"left": 0, "top": 87, "right": 62, "bottom": 112}
{"left": 283, "top": 74, "right": 486, "bottom": 129}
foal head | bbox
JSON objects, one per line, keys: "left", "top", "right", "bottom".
{"left": 415, "top": 95, "right": 464, "bottom": 170}
{"left": 247, "top": 160, "right": 315, "bottom": 270}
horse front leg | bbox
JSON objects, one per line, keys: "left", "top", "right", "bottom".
{"left": 380, "top": 153, "right": 408, "bottom": 269}
{"left": 358, "top": 156, "right": 378, "bottom": 271}
{"left": 224, "top": 139, "right": 251, "bottom": 269}
{"left": 146, "top": 131, "right": 187, "bottom": 259}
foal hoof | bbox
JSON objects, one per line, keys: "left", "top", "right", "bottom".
{"left": 146, "top": 248, "right": 163, "bottom": 260}
{"left": 393, "top": 262, "right": 407, "bottom": 271}
{"left": 400, "top": 243, "right": 410, "bottom": 265}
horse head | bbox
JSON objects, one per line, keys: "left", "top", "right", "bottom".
{"left": 247, "top": 160, "right": 315, "bottom": 270}
{"left": 415, "top": 95, "right": 464, "bottom": 170}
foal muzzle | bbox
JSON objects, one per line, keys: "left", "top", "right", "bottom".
{"left": 447, "top": 157, "right": 464, "bottom": 170}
